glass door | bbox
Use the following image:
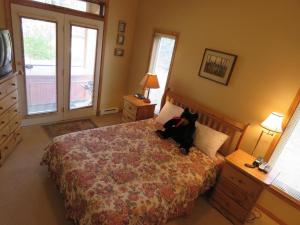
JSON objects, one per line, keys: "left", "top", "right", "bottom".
{"left": 21, "top": 18, "right": 58, "bottom": 115}
{"left": 11, "top": 4, "right": 64, "bottom": 125}
{"left": 63, "top": 15, "right": 102, "bottom": 120}
{"left": 11, "top": 5, "right": 103, "bottom": 125}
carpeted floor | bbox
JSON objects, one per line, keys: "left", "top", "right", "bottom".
{"left": 0, "top": 113, "right": 275, "bottom": 225}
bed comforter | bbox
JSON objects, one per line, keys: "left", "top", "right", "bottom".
{"left": 42, "top": 119, "right": 220, "bottom": 225}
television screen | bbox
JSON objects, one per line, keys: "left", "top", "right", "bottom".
{"left": 0, "top": 29, "right": 13, "bottom": 77}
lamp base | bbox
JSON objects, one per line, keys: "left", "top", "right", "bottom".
{"left": 143, "top": 98, "right": 151, "bottom": 103}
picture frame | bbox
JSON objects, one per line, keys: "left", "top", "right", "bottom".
{"left": 118, "top": 21, "right": 126, "bottom": 33}
{"left": 199, "top": 48, "right": 237, "bottom": 85}
{"left": 114, "top": 48, "right": 124, "bottom": 57}
{"left": 116, "top": 33, "right": 125, "bottom": 45}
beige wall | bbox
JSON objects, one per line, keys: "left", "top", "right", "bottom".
{"left": 0, "top": 0, "right": 6, "bottom": 28}
{"left": 99, "top": 0, "right": 139, "bottom": 111}
{"left": 127, "top": 0, "right": 300, "bottom": 224}
{"left": 128, "top": 0, "right": 300, "bottom": 158}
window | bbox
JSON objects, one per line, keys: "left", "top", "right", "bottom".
{"left": 270, "top": 91, "right": 300, "bottom": 201}
{"left": 148, "top": 32, "right": 177, "bottom": 113}
{"left": 32, "top": 0, "right": 103, "bottom": 16}
{"left": 69, "top": 25, "right": 98, "bottom": 109}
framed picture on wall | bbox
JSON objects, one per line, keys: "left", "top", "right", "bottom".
{"left": 114, "top": 48, "right": 124, "bottom": 57}
{"left": 116, "top": 33, "right": 125, "bottom": 45}
{"left": 199, "top": 48, "right": 237, "bottom": 85}
{"left": 118, "top": 21, "right": 126, "bottom": 33}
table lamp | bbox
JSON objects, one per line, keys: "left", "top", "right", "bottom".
{"left": 251, "top": 112, "right": 284, "bottom": 155}
{"left": 140, "top": 73, "right": 160, "bottom": 102}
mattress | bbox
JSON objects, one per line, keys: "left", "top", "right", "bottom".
{"left": 42, "top": 119, "right": 221, "bottom": 225}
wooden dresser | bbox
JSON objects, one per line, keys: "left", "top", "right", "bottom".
{"left": 122, "top": 95, "right": 156, "bottom": 122}
{"left": 0, "top": 72, "right": 22, "bottom": 166}
{"left": 210, "top": 150, "right": 278, "bottom": 225}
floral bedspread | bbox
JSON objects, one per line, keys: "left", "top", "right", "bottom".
{"left": 42, "top": 119, "right": 220, "bottom": 225}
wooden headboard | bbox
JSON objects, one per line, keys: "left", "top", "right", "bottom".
{"left": 161, "top": 89, "right": 249, "bottom": 156}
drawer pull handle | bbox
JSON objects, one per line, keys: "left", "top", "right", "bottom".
{"left": 2, "top": 134, "right": 7, "bottom": 137}
{"left": 4, "top": 146, "right": 8, "bottom": 150}
{"left": 0, "top": 107, "right": 3, "bottom": 110}
{"left": 1, "top": 121, "right": 5, "bottom": 124}
{"left": 12, "top": 97, "right": 17, "bottom": 100}
{"left": 14, "top": 109, "right": 18, "bottom": 112}
{"left": 11, "top": 83, "right": 16, "bottom": 86}
{"left": 16, "top": 133, "right": 21, "bottom": 136}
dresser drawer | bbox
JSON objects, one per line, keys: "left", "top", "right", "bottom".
{"left": 211, "top": 189, "right": 249, "bottom": 223}
{"left": 222, "top": 164, "right": 262, "bottom": 199}
{"left": 0, "top": 114, "right": 20, "bottom": 144}
{"left": 8, "top": 114, "right": 21, "bottom": 134}
{"left": 0, "top": 76, "right": 17, "bottom": 100}
{"left": 0, "top": 103, "right": 19, "bottom": 130}
{"left": 124, "top": 100, "right": 137, "bottom": 116}
{"left": 216, "top": 177, "right": 256, "bottom": 210}
{"left": 0, "top": 128, "right": 22, "bottom": 166}
{"left": 0, "top": 125, "right": 9, "bottom": 144}
{"left": 0, "top": 90, "right": 18, "bottom": 115}
{"left": 122, "top": 110, "right": 136, "bottom": 122}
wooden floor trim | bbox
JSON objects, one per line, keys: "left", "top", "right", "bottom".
{"left": 256, "top": 204, "right": 288, "bottom": 225}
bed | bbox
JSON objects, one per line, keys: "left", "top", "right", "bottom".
{"left": 42, "top": 90, "right": 248, "bottom": 225}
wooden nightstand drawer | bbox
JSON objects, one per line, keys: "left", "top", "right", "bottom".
{"left": 122, "top": 95, "right": 156, "bottom": 122}
{"left": 216, "top": 177, "right": 255, "bottom": 210}
{"left": 122, "top": 110, "right": 136, "bottom": 122}
{"left": 211, "top": 189, "right": 248, "bottom": 223}
{"left": 222, "top": 164, "right": 262, "bottom": 198}
{"left": 124, "top": 100, "right": 137, "bottom": 116}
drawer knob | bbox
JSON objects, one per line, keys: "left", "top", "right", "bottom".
{"left": 4, "top": 146, "right": 8, "bottom": 150}
{"left": 11, "top": 83, "right": 16, "bottom": 86}
{"left": 15, "top": 122, "right": 19, "bottom": 125}
{"left": 12, "top": 97, "right": 17, "bottom": 100}
{"left": 14, "top": 109, "right": 18, "bottom": 112}
{"left": 1, "top": 121, "right": 5, "bottom": 124}
{"left": 16, "top": 133, "right": 21, "bottom": 136}
{"left": 0, "top": 107, "right": 3, "bottom": 110}
{"left": 2, "top": 134, "right": 7, "bottom": 137}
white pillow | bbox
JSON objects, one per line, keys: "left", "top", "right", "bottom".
{"left": 155, "top": 101, "right": 183, "bottom": 124}
{"left": 194, "top": 122, "right": 229, "bottom": 157}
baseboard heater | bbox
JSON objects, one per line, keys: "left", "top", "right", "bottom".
{"left": 100, "top": 107, "right": 119, "bottom": 115}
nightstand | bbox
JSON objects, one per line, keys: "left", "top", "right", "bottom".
{"left": 122, "top": 95, "right": 156, "bottom": 122}
{"left": 210, "top": 150, "right": 278, "bottom": 225}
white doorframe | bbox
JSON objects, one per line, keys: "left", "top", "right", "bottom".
{"left": 11, "top": 4, "right": 103, "bottom": 126}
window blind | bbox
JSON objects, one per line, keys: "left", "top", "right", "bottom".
{"left": 270, "top": 102, "right": 300, "bottom": 201}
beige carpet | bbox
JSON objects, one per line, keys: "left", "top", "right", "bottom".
{"left": 0, "top": 113, "right": 273, "bottom": 225}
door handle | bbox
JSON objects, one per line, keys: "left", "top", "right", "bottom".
{"left": 25, "top": 64, "right": 34, "bottom": 69}
{"left": 18, "top": 70, "right": 24, "bottom": 76}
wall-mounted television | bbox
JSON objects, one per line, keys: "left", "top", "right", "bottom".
{"left": 0, "top": 29, "right": 13, "bottom": 78}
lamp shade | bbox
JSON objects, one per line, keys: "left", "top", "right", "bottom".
{"left": 140, "top": 73, "right": 160, "bottom": 89}
{"left": 261, "top": 112, "right": 284, "bottom": 133}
